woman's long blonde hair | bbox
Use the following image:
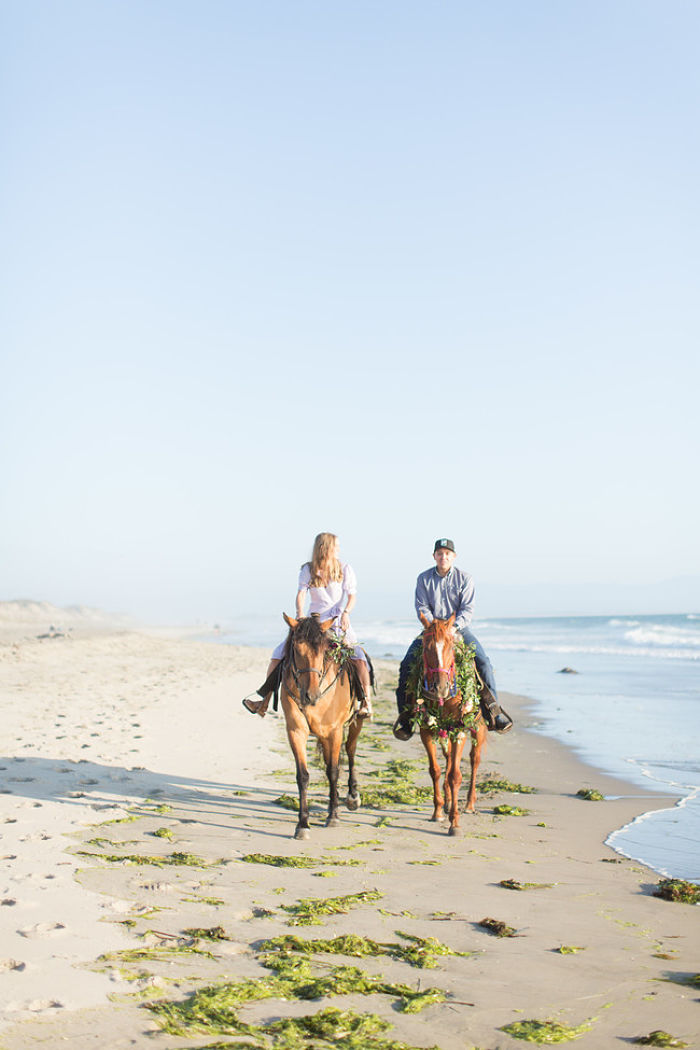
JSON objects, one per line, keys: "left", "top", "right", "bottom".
{"left": 305, "top": 532, "right": 343, "bottom": 587}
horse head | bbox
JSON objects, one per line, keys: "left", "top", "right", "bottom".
{"left": 419, "top": 612, "right": 457, "bottom": 701}
{"left": 283, "top": 613, "right": 335, "bottom": 705}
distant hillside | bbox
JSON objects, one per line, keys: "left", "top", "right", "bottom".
{"left": 0, "top": 600, "right": 134, "bottom": 628}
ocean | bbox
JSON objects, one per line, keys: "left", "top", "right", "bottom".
{"left": 214, "top": 611, "right": 700, "bottom": 883}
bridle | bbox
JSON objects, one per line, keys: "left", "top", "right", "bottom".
{"left": 287, "top": 640, "right": 341, "bottom": 704}
{"left": 422, "top": 631, "right": 458, "bottom": 700}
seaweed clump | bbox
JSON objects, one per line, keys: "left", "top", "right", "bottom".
{"left": 273, "top": 794, "right": 300, "bottom": 811}
{"left": 477, "top": 917, "right": 517, "bottom": 938}
{"left": 260, "top": 930, "right": 472, "bottom": 969}
{"left": 477, "top": 777, "right": 537, "bottom": 795}
{"left": 500, "top": 879, "right": 554, "bottom": 891}
{"left": 281, "top": 889, "right": 383, "bottom": 926}
{"left": 652, "top": 879, "right": 700, "bottom": 904}
{"left": 241, "top": 852, "right": 359, "bottom": 869}
{"left": 361, "top": 759, "right": 433, "bottom": 809}
{"left": 500, "top": 1017, "right": 594, "bottom": 1042}
{"left": 493, "top": 804, "right": 530, "bottom": 817}
{"left": 576, "top": 788, "right": 605, "bottom": 801}
{"left": 77, "top": 850, "right": 211, "bottom": 867}
{"left": 633, "top": 1033, "right": 688, "bottom": 1048}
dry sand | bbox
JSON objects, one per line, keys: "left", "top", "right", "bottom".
{"left": 0, "top": 609, "right": 697, "bottom": 1048}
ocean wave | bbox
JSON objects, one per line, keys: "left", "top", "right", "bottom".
{"left": 624, "top": 624, "right": 700, "bottom": 650}
{"left": 484, "top": 640, "right": 699, "bottom": 660}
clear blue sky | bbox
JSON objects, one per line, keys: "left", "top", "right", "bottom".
{"left": 2, "top": 1, "right": 698, "bottom": 623}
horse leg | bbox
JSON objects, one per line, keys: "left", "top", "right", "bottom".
{"left": 447, "top": 737, "right": 467, "bottom": 836}
{"left": 345, "top": 716, "right": 363, "bottom": 811}
{"left": 320, "top": 730, "right": 342, "bottom": 828}
{"left": 287, "top": 725, "right": 312, "bottom": 840}
{"left": 420, "top": 728, "right": 445, "bottom": 822}
{"left": 465, "top": 724, "right": 487, "bottom": 813}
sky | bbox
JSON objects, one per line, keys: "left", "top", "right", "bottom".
{"left": 2, "top": 1, "right": 699, "bottom": 625}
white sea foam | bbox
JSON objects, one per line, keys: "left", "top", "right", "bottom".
{"left": 624, "top": 623, "right": 700, "bottom": 650}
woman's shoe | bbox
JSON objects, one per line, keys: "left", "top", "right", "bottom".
{"left": 242, "top": 697, "right": 268, "bottom": 717}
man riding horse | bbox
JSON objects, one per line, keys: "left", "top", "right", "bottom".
{"left": 393, "top": 538, "right": 513, "bottom": 740}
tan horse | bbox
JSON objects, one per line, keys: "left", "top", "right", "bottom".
{"left": 279, "top": 614, "right": 364, "bottom": 840}
{"left": 412, "top": 613, "right": 487, "bottom": 835}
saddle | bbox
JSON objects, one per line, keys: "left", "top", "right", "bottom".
{"left": 257, "top": 646, "right": 375, "bottom": 712}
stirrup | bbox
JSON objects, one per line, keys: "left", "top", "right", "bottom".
{"left": 242, "top": 696, "right": 268, "bottom": 717}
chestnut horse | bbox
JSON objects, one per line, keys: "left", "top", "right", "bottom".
{"left": 279, "top": 614, "right": 364, "bottom": 840}
{"left": 411, "top": 613, "right": 487, "bottom": 835}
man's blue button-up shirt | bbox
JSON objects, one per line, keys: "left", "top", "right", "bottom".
{"left": 414, "top": 566, "right": 475, "bottom": 631}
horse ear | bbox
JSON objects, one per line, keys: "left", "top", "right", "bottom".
{"left": 419, "top": 613, "right": 432, "bottom": 629}
{"left": 446, "top": 613, "right": 456, "bottom": 629}
{"left": 319, "top": 618, "right": 335, "bottom": 632}
{"left": 283, "top": 613, "right": 298, "bottom": 630}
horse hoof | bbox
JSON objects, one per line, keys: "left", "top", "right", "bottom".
{"left": 430, "top": 813, "right": 445, "bottom": 823}
{"left": 345, "top": 793, "right": 361, "bottom": 811}
{"left": 448, "top": 825, "right": 461, "bottom": 837}
{"left": 294, "top": 826, "right": 311, "bottom": 840}
{"left": 325, "top": 816, "right": 340, "bottom": 828}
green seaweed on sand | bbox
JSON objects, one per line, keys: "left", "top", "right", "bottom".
{"left": 501, "top": 1018, "right": 595, "bottom": 1042}
{"left": 576, "top": 788, "right": 605, "bottom": 801}
{"left": 152, "top": 827, "right": 174, "bottom": 840}
{"left": 260, "top": 931, "right": 472, "bottom": 969}
{"left": 555, "top": 945, "right": 586, "bottom": 954}
{"left": 142, "top": 802, "right": 173, "bottom": 814}
{"left": 281, "top": 889, "right": 383, "bottom": 926}
{"left": 96, "top": 813, "right": 140, "bottom": 826}
{"left": 242, "top": 853, "right": 319, "bottom": 868}
{"left": 477, "top": 777, "right": 537, "bottom": 795}
{"left": 361, "top": 759, "right": 433, "bottom": 809}
{"left": 241, "top": 852, "right": 360, "bottom": 869}
{"left": 149, "top": 993, "right": 441, "bottom": 1047}
{"left": 633, "top": 1033, "right": 688, "bottom": 1048}
{"left": 493, "top": 804, "right": 530, "bottom": 817}
{"left": 477, "top": 917, "right": 517, "bottom": 938}
{"left": 182, "top": 896, "right": 225, "bottom": 906}
{"left": 652, "top": 879, "right": 700, "bottom": 904}
{"left": 265, "top": 1006, "right": 442, "bottom": 1044}
{"left": 274, "top": 794, "right": 300, "bottom": 811}
{"left": 500, "top": 879, "right": 554, "bottom": 891}
{"left": 183, "top": 926, "right": 229, "bottom": 941}
{"left": 76, "top": 850, "right": 212, "bottom": 868}
{"left": 100, "top": 943, "right": 216, "bottom": 965}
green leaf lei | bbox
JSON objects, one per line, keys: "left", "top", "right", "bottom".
{"left": 406, "top": 634, "right": 481, "bottom": 741}
{"left": 325, "top": 632, "right": 356, "bottom": 668}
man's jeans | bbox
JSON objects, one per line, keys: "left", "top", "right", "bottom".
{"left": 396, "top": 628, "right": 498, "bottom": 715}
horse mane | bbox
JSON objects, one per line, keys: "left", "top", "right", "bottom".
{"left": 283, "top": 615, "right": 328, "bottom": 658}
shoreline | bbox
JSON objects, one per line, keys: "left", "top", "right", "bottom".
{"left": 1, "top": 626, "right": 698, "bottom": 1048}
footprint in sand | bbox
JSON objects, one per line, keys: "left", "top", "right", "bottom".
{"left": 2, "top": 898, "right": 17, "bottom": 906}
{"left": 134, "top": 880, "right": 175, "bottom": 894}
{"left": 5, "top": 999, "right": 63, "bottom": 1013}
{"left": 8, "top": 777, "right": 35, "bottom": 783}
{"left": 18, "top": 922, "right": 66, "bottom": 938}
{"left": 0, "top": 959, "right": 26, "bottom": 972}
{"left": 78, "top": 779, "right": 99, "bottom": 786}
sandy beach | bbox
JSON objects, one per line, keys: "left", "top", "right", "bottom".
{"left": 0, "top": 610, "right": 698, "bottom": 1049}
